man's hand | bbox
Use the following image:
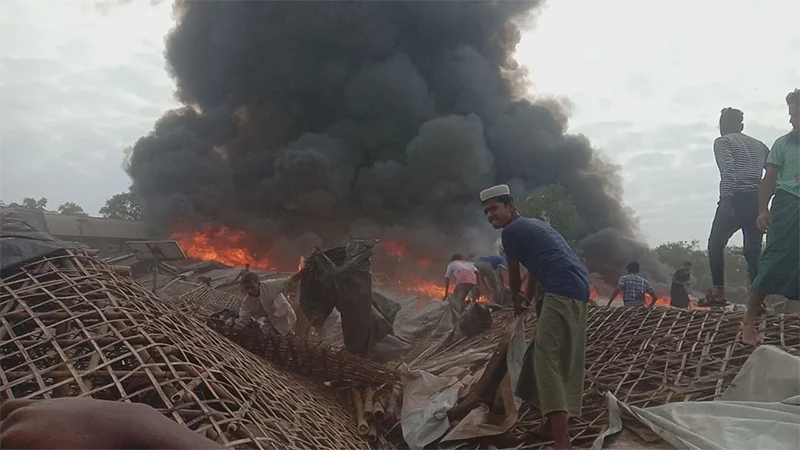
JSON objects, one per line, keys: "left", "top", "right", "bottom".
{"left": 756, "top": 211, "right": 771, "bottom": 233}
{"left": 0, "top": 397, "right": 223, "bottom": 449}
{"left": 513, "top": 293, "right": 528, "bottom": 316}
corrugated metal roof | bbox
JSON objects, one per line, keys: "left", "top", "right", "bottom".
{"left": 43, "top": 214, "right": 153, "bottom": 239}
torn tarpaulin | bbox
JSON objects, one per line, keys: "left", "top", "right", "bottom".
{"left": 300, "top": 238, "right": 384, "bottom": 356}
{"left": 0, "top": 208, "right": 84, "bottom": 273}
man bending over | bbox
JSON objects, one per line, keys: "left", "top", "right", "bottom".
{"left": 480, "top": 184, "right": 589, "bottom": 450}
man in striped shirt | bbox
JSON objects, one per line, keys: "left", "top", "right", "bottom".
{"left": 708, "top": 108, "right": 769, "bottom": 303}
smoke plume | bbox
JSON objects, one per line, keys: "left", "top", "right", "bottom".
{"left": 127, "top": 0, "right": 653, "bottom": 277}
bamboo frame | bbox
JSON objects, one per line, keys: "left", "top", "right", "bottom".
{"left": 415, "top": 306, "right": 800, "bottom": 448}
{"left": 183, "top": 292, "right": 402, "bottom": 390}
{"left": 0, "top": 249, "right": 368, "bottom": 449}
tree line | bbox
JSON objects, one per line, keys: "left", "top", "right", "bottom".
{"left": 518, "top": 184, "right": 751, "bottom": 298}
{"left": 1, "top": 190, "right": 143, "bottom": 221}
{"left": 3, "top": 183, "right": 750, "bottom": 296}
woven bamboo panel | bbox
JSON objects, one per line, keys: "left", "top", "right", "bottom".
{"left": 417, "top": 306, "right": 800, "bottom": 448}
{"left": 178, "top": 281, "right": 402, "bottom": 389}
{"left": 0, "top": 250, "right": 367, "bottom": 450}
{"left": 179, "top": 285, "right": 243, "bottom": 312}
{"left": 206, "top": 321, "right": 402, "bottom": 389}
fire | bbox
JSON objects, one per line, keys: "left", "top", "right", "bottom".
{"left": 588, "top": 284, "right": 708, "bottom": 309}
{"left": 381, "top": 240, "right": 406, "bottom": 257}
{"left": 416, "top": 257, "right": 432, "bottom": 268}
{"left": 172, "top": 225, "right": 272, "bottom": 270}
{"left": 396, "top": 278, "right": 445, "bottom": 299}
{"left": 298, "top": 256, "right": 305, "bottom": 272}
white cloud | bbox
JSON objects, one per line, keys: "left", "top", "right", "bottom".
{"left": 0, "top": 0, "right": 177, "bottom": 214}
{"left": 516, "top": 0, "right": 800, "bottom": 246}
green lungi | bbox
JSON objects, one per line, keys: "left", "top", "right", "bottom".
{"left": 516, "top": 293, "right": 587, "bottom": 417}
{"left": 752, "top": 190, "right": 800, "bottom": 301}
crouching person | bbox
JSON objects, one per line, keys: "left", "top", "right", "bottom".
{"left": 237, "top": 272, "right": 297, "bottom": 336}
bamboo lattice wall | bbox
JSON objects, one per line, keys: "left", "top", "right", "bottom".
{"left": 178, "top": 284, "right": 402, "bottom": 389}
{"left": 0, "top": 250, "right": 368, "bottom": 449}
{"left": 415, "top": 306, "right": 800, "bottom": 448}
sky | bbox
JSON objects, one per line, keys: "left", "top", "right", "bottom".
{"left": 1, "top": 0, "right": 798, "bottom": 247}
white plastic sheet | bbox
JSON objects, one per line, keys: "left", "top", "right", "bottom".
{"left": 593, "top": 345, "right": 800, "bottom": 450}
{"left": 400, "top": 367, "right": 463, "bottom": 450}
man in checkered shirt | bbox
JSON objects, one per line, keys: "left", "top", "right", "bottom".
{"left": 606, "top": 262, "right": 658, "bottom": 307}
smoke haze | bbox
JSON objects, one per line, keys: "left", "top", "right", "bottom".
{"left": 126, "top": 0, "right": 658, "bottom": 278}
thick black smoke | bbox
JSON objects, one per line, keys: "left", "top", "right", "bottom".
{"left": 127, "top": 0, "right": 652, "bottom": 276}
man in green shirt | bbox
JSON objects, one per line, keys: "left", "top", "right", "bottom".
{"left": 742, "top": 89, "right": 800, "bottom": 345}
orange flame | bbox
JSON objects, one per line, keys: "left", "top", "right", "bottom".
{"left": 416, "top": 257, "right": 432, "bottom": 268}
{"left": 381, "top": 240, "right": 406, "bottom": 257}
{"left": 297, "top": 256, "right": 305, "bottom": 272}
{"left": 588, "top": 284, "right": 705, "bottom": 309}
{"left": 395, "top": 278, "right": 445, "bottom": 299}
{"left": 172, "top": 225, "right": 271, "bottom": 270}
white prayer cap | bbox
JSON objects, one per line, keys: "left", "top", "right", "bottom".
{"left": 479, "top": 184, "right": 510, "bottom": 202}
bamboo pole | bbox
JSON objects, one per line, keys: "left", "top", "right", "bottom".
{"left": 110, "top": 265, "right": 132, "bottom": 277}
{"left": 373, "top": 390, "right": 386, "bottom": 422}
{"left": 363, "top": 387, "right": 375, "bottom": 421}
{"left": 367, "top": 422, "right": 377, "bottom": 442}
{"left": 386, "top": 385, "right": 402, "bottom": 421}
{"left": 171, "top": 370, "right": 209, "bottom": 404}
{"left": 226, "top": 400, "right": 252, "bottom": 433}
{"left": 352, "top": 389, "right": 369, "bottom": 435}
{"left": 4, "top": 370, "right": 191, "bottom": 379}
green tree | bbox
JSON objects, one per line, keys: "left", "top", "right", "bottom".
{"left": 99, "top": 190, "right": 143, "bottom": 220}
{"left": 16, "top": 197, "right": 48, "bottom": 210}
{"left": 518, "top": 184, "right": 579, "bottom": 239}
{"left": 57, "top": 202, "right": 89, "bottom": 217}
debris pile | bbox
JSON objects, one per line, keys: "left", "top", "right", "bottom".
{"left": 0, "top": 248, "right": 370, "bottom": 449}
{"left": 3, "top": 213, "right": 799, "bottom": 449}
{"left": 405, "top": 307, "right": 800, "bottom": 448}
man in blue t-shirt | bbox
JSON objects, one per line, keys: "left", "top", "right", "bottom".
{"left": 480, "top": 184, "right": 589, "bottom": 450}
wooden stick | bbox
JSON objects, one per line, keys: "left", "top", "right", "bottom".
{"left": 171, "top": 370, "right": 209, "bottom": 404}
{"left": 3, "top": 370, "right": 191, "bottom": 379}
{"left": 352, "top": 389, "right": 368, "bottom": 435}
{"left": 363, "top": 387, "right": 375, "bottom": 421}
{"left": 3, "top": 310, "right": 146, "bottom": 321}
{"left": 167, "top": 355, "right": 238, "bottom": 406}
{"left": 447, "top": 333, "right": 510, "bottom": 422}
{"left": 226, "top": 400, "right": 252, "bottom": 433}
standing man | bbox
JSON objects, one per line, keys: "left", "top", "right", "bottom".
{"left": 480, "top": 184, "right": 589, "bottom": 450}
{"left": 742, "top": 89, "right": 800, "bottom": 345}
{"left": 670, "top": 261, "right": 695, "bottom": 309}
{"left": 606, "top": 262, "right": 659, "bottom": 308}
{"left": 708, "top": 108, "right": 769, "bottom": 304}
{"left": 475, "top": 253, "right": 507, "bottom": 304}
{"left": 443, "top": 254, "right": 478, "bottom": 313}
